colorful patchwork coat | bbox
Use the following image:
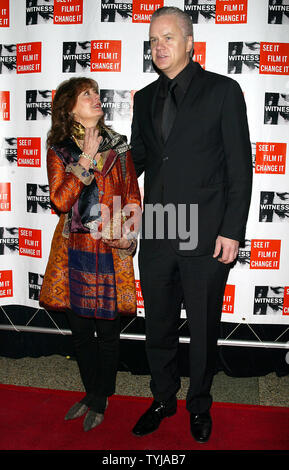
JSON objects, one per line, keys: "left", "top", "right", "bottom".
{"left": 39, "top": 135, "right": 141, "bottom": 320}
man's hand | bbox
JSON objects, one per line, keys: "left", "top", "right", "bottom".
{"left": 213, "top": 235, "right": 239, "bottom": 264}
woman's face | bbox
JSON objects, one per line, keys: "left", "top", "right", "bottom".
{"left": 72, "top": 85, "right": 104, "bottom": 128}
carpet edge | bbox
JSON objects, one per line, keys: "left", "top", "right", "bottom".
{"left": 0, "top": 383, "right": 288, "bottom": 412}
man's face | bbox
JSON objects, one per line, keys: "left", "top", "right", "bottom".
{"left": 149, "top": 15, "right": 193, "bottom": 79}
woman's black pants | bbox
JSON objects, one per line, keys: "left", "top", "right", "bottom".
{"left": 66, "top": 309, "right": 120, "bottom": 413}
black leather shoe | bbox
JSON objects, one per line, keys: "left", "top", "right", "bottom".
{"left": 190, "top": 411, "right": 212, "bottom": 443}
{"left": 132, "top": 399, "right": 177, "bottom": 437}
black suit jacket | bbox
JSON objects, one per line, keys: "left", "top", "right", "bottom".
{"left": 131, "top": 62, "right": 252, "bottom": 256}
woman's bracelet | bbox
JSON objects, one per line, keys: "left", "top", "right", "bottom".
{"left": 79, "top": 152, "right": 96, "bottom": 167}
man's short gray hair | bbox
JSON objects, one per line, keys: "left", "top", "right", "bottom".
{"left": 151, "top": 6, "right": 194, "bottom": 42}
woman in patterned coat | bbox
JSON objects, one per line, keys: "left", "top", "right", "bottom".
{"left": 40, "top": 77, "right": 141, "bottom": 431}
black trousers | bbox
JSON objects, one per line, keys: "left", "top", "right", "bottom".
{"left": 139, "top": 239, "right": 230, "bottom": 414}
{"left": 66, "top": 309, "right": 120, "bottom": 413}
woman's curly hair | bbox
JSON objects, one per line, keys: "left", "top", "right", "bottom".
{"left": 46, "top": 77, "right": 105, "bottom": 147}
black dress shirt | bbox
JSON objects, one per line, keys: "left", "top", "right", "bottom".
{"left": 154, "top": 61, "right": 195, "bottom": 141}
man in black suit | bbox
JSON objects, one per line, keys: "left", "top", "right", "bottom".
{"left": 131, "top": 7, "right": 252, "bottom": 442}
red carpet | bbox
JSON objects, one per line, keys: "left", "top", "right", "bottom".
{"left": 0, "top": 383, "right": 288, "bottom": 451}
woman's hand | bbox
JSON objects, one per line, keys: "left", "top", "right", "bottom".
{"left": 78, "top": 127, "right": 102, "bottom": 170}
{"left": 102, "top": 237, "right": 132, "bottom": 250}
{"left": 83, "top": 127, "right": 102, "bottom": 158}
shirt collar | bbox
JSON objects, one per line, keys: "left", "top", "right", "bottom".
{"left": 171, "top": 61, "right": 194, "bottom": 94}
{"left": 160, "top": 61, "right": 195, "bottom": 98}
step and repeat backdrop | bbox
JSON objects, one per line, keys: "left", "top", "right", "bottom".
{"left": 0, "top": 0, "right": 288, "bottom": 329}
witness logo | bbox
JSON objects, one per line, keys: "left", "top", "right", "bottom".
{"left": 284, "top": 287, "right": 289, "bottom": 315}
{"left": 0, "top": 137, "right": 41, "bottom": 166}
{"left": 101, "top": 0, "right": 132, "bottom": 22}
{"left": 264, "top": 93, "right": 289, "bottom": 125}
{"left": 26, "top": 0, "right": 83, "bottom": 25}
{"left": 132, "top": 1, "right": 164, "bottom": 23}
{"left": 53, "top": 0, "right": 83, "bottom": 24}
{"left": 235, "top": 239, "right": 251, "bottom": 268}
{"left": 143, "top": 41, "right": 154, "bottom": 73}
{"left": 228, "top": 42, "right": 289, "bottom": 74}
{"left": 254, "top": 286, "right": 289, "bottom": 316}
{"left": 17, "top": 42, "right": 41, "bottom": 74}
{"left": 268, "top": 0, "right": 289, "bottom": 24}
{"left": 0, "top": 270, "right": 13, "bottom": 298}
{"left": 250, "top": 239, "right": 281, "bottom": 269}
{"left": 222, "top": 284, "right": 235, "bottom": 314}
{"left": 0, "top": 227, "right": 19, "bottom": 255}
{"left": 1, "top": 42, "right": 44, "bottom": 74}
{"left": 236, "top": 239, "right": 281, "bottom": 269}
{"left": 63, "top": 41, "right": 122, "bottom": 72}
{"left": 184, "top": 0, "right": 247, "bottom": 24}
{"left": 260, "top": 42, "right": 289, "bottom": 75}
{"left": 0, "top": 182, "right": 11, "bottom": 211}
{"left": 254, "top": 142, "right": 286, "bottom": 174}
{"left": 100, "top": 89, "right": 133, "bottom": 121}
{"left": 0, "top": 0, "right": 9, "bottom": 27}
{"left": 184, "top": 0, "right": 216, "bottom": 23}
{"left": 91, "top": 40, "right": 121, "bottom": 72}
{"left": 0, "top": 138, "right": 17, "bottom": 165}
{"left": 19, "top": 227, "right": 42, "bottom": 258}
{"left": 193, "top": 42, "right": 206, "bottom": 69}
{"left": 26, "top": 90, "right": 52, "bottom": 120}
{"left": 0, "top": 91, "right": 10, "bottom": 120}
{"left": 228, "top": 42, "right": 260, "bottom": 74}
{"left": 62, "top": 41, "right": 91, "bottom": 72}
{"left": 28, "top": 272, "right": 44, "bottom": 301}
{"left": 0, "top": 44, "right": 16, "bottom": 74}
{"left": 259, "top": 192, "right": 289, "bottom": 222}
{"left": 1, "top": 43, "right": 43, "bottom": 74}
{"left": 215, "top": 0, "right": 247, "bottom": 24}
{"left": 101, "top": 0, "right": 163, "bottom": 23}
{"left": 135, "top": 280, "right": 144, "bottom": 309}
{"left": 26, "top": 184, "right": 51, "bottom": 213}
{"left": 26, "top": 0, "right": 54, "bottom": 24}
{"left": 17, "top": 138, "right": 41, "bottom": 167}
